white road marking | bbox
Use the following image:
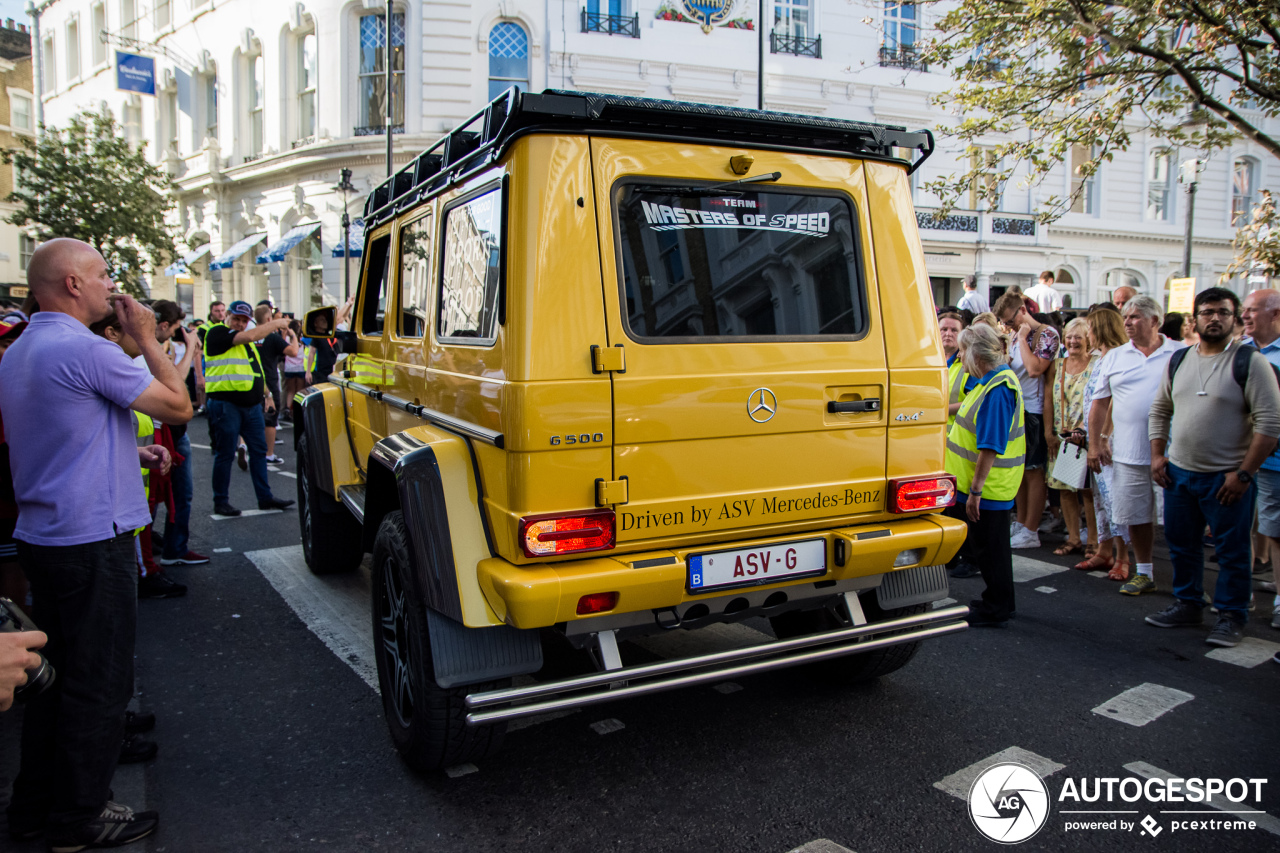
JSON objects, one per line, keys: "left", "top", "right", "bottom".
{"left": 189, "top": 443, "right": 211, "bottom": 450}
{"left": 1091, "top": 683, "right": 1194, "bottom": 727}
{"left": 1124, "top": 761, "right": 1280, "bottom": 837}
{"left": 590, "top": 718, "right": 625, "bottom": 735}
{"left": 1035, "top": 586, "right": 1057, "bottom": 594}
{"left": 713, "top": 682, "right": 743, "bottom": 694}
{"left": 211, "top": 509, "right": 284, "bottom": 520}
{"left": 245, "top": 545, "right": 378, "bottom": 690}
{"left": 1088, "top": 570, "right": 1108, "bottom": 578}
{"left": 934, "top": 746, "right": 1066, "bottom": 800}
{"left": 786, "top": 841, "right": 856, "bottom": 853}
{"left": 444, "top": 763, "right": 478, "bottom": 778}
{"left": 213, "top": 547, "right": 233, "bottom": 553}
{"left": 1205, "top": 636, "right": 1280, "bottom": 668}
{"left": 1012, "top": 554, "right": 1070, "bottom": 583}
{"left": 933, "top": 597, "right": 958, "bottom": 609}
{"left": 507, "top": 709, "right": 580, "bottom": 732}
{"left": 273, "top": 470, "right": 297, "bottom": 479}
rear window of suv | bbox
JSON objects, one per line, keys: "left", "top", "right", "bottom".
{"left": 614, "top": 183, "right": 867, "bottom": 341}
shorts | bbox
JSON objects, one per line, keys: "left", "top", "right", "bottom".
{"left": 1111, "top": 461, "right": 1157, "bottom": 526}
{"left": 283, "top": 371, "right": 306, "bottom": 379}
{"left": 1024, "top": 412, "right": 1047, "bottom": 470}
{"left": 1255, "top": 468, "right": 1280, "bottom": 539}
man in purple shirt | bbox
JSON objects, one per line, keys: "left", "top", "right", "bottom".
{"left": 0, "top": 238, "right": 191, "bottom": 850}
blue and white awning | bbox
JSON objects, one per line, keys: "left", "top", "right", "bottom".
{"left": 163, "top": 244, "right": 212, "bottom": 277}
{"left": 210, "top": 233, "right": 267, "bottom": 270}
{"left": 332, "top": 218, "right": 366, "bottom": 258}
{"left": 256, "top": 223, "right": 321, "bottom": 264}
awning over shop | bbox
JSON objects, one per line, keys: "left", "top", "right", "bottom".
{"left": 163, "top": 244, "right": 212, "bottom": 277}
{"left": 332, "top": 218, "right": 365, "bottom": 258}
{"left": 256, "top": 223, "right": 321, "bottom": 264}
{"left": 210, "top": 233, "right": 267, "bottom": 270}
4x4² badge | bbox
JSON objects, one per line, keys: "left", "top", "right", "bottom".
{"left": 748, "top": 388, "right": 777, "bottom": 423}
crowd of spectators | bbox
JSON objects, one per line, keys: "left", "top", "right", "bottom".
{"left": 940, "top": 272, "right": 1280, "bottom": 661}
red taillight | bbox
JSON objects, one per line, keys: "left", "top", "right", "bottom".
{"left": 887, "top": 476, "right": 957, "bottom": 513}
{"left": 519, "top": 509, "right": 616, "bottom": 557}
{"left": 576, "top": 591, "right": 620, "bottom": 615}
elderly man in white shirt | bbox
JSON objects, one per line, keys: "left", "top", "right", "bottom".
{"left": 1025, "top": 270, "right": 1064, "bottom": 314}
{"left": 1087, "top": 295, "right": 1184, "bottom": 596}
{"left": 957, "top": 276, "right": 989, "bottom": 315}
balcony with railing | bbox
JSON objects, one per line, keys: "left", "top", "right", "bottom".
{"left": 581, "top": 9, "right": 639, "bottom": 37}
{"left": 879, "top": 43, "right": 927, "bottom": 72}
{"left": 771, "top": 30, "right": 821, "bottom": 58}
{"left": 915, "top": 208, "right": 1040, "bottom": 244}
{"left": 354, "top": 124, "right": 405, "bottom": 137}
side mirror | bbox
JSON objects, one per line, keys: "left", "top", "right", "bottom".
{"left": 304, "top": 306, "right": 335, "bottom": 339}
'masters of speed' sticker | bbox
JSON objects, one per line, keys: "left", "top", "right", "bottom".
{"left": 639, "top": 197, "right": 831, "bottom": 237}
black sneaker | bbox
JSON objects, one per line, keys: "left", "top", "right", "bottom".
{"left": 1206, "top": 615, "right": 1245, "bottom": 648}
{"left": 118, "top": 735, "right": 157, "bottom": 765}
{"left": 1144, "top": 600, "right": 1204, "bottom": 628}
{"left": 124, "top": 710, "right": 155, "bottom": 734}
{"left": 137, "top": 574, "right": 187, "bottom": 600}
{"left": 46, "top": 801, "right": 158, "bottom": 852}
{"left": 258, "top": 497, "right": 295, "bottom": 511}
{"left": 213, "top": 503, "right": 241, "bottom": 517}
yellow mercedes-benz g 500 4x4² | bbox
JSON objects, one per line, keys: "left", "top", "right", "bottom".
{"left": 294, "top": 89, "right": 967, "bottom": 772}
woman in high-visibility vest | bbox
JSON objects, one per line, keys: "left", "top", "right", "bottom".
{"left": 943, "top": 322, "right": 1026, "bottom": 628}
{"left": 939, "top": 310, "right": 966, "bottom": 428}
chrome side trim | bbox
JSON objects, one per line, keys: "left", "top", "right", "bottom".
{"left": 329, "top": 376, "right": 504, "bottom": 448}
{"left": 338, "top": 484, "right": 367, "bottom": 522}
{"left": 464, "top": 605, "right": 968, "bottom": 725}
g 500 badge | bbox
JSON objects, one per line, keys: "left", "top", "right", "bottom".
{"left": 550, "top": 433, "right": 605, "bottom": 446}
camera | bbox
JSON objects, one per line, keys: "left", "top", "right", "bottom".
{"left": 0, "top": 597, "right": 55, "bottom": 702}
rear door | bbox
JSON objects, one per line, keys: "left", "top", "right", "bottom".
{"left": 592, "top": 140, "right": 889, "bottom": 549}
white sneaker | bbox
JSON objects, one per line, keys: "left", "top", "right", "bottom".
{"left": 1011, "top": 527, "right": 1041, "bottom": 549}
{"left": 1271, "top": 605, "right": 1280, "bottom": 630}
{"left": 265, "top": 454, "right": 285, "bottom": 465}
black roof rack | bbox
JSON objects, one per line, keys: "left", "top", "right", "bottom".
{"left": 364, "top": 88, "right": 934, "bottom": 222}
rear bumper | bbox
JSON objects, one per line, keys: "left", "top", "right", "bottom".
{"left": 477, "top": 513, "right": 965, "bottom": 630}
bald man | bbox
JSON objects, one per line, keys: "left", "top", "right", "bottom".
{"left": 1112, "top": 285, "right": 1138, "bottom": 311}
{"left": 0, "top": 239, "right": 189, "bottom": 847}
{"left": 1242, "top": 289, "right": 1280, "bottom": 639}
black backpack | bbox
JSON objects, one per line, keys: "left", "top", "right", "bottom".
{"left": 1167, "top": 343, "right": 1280, "bottom": 392}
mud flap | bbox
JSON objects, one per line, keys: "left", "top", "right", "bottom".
{"left": 876, "top": 564, "right": 949, "bottom": 610}
{"left": 426, "top": 608, "right": 543, "bottom": 689}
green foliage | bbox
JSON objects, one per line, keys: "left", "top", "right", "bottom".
{"left": 2, "top": 109, "right": 178, "bottom": 297}
{"left": 1223, "top": 189, "right": 1280, "bottom": 281}
{"left": 920, "top": 1, "right": 1278, "bottom": 222}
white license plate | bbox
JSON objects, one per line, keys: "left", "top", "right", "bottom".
{"left": 687, "top": 538, "right": 826, "bottom": 593}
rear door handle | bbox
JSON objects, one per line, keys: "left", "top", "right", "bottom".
{"left": 827, "top": 399, "right": 881, "bottom": 413}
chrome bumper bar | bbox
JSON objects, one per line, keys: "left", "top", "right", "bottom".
{"left": 464, "top": 604, "right": 969, "bottom": 726}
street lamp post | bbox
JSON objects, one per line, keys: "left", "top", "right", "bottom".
{"left": 1180, "top": 159, "right": 1200, "bottom": 278}
{"left": 757, "top": 0, "right": 764, "bottom": 110}
{"left": 385, "top": 0, "right": 393, "bottom": 177}
{"left": 336, "top": 168, "right": 356, "bottom": 304}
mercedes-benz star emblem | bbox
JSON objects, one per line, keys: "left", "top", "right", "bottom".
{"left": 747, "top": 388, "right": 777, "bottom": 423}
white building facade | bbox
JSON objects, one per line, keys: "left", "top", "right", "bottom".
{"left": 33, "top": 0, "right": 1277, "bottom": 317}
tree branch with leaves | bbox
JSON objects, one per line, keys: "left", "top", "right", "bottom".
{"left": 2, "top": 109, "right": 178, "bottom": 297}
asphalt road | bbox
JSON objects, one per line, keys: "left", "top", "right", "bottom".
{"left": 3, "top": 414, "right": 1278, "bottom": 853}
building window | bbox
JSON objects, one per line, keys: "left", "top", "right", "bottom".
{"left": 1232, "top": 158, "right": 1257, "bottom": 226}
{"left": 11, "top": 94, "right": 32, "bottom": 133}
{"left": 775, "top": 0, "right": 811, "bottom": 38}
{"left": 296, "top": 32, "right": 317, "bottom": 145}
{"left": 91, "top": 3, "right": 106, "bottom": 66}
{"left": 154, "top": 0, "right": 170, "bottom": 29}
{"left": 41, "top": 36, "right": 55, "bottom": 92}
{"left": 357, "top": 11, "right": 404, "bottom": 134}
{"left": 488, "top": 22, "right": 528, "bottom": 101}
{"left": 66, "top": 19, "right": 80, "bottom": 81}
{"left": 248, "top": 53, "right": 265, "bottom": 157}
{"left": 582, "top": 0, "right": 639, "bottom": 36}
{"left": 123, "top": 98, "right": 142, "bottom": 147}
{"left": 1146, "top": 148, "right": 1173, "bottom": 221}
{"left": 203, "top": 71, "right": 218, "bottom": 144}
{"left": 1070, "top": 144, "right": 1096, "bottom": 215}
{"left": 164, "top": 88, "right": 179, "bottom": 154}
{"left": 19, "top": 235, "right": 34, "bottom": 271}
{"left": 121, "top": 0, "right": 136, "bottom": 40}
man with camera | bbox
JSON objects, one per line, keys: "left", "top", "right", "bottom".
{"left": 0, "top": 238, "right": 192, "bottom": 850}
{"left": 0, "top": 624, "right": 46, "bottom": 711}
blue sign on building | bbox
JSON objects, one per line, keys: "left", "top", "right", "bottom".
{"left": 115, "top": 51, "right": 156, "bottom": 95}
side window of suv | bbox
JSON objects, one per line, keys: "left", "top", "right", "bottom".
{"left": 360, "top": 233, "right": 391, "bottom": 336}
{"left": 439, "top": 187, "right": 502, "bottom": 343}
{"left": 398, "top": 212, "right": 433, "bottom": 338}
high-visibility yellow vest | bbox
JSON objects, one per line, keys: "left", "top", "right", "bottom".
{"left": 203, "top": 324, "right": 264, "bottom": 393}
{"left": 946, "top": 356, "right": 968, "bottom": 430}
{"left": 944, "top": 365, "right": 1026, "bottom": 502}
{"left": 345, "top": 354, "right": 391, "bottom": 386}
{"left": 133, "top": 411, "right": 155, "bottom": 500}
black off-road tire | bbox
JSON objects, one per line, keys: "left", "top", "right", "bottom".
{"left": 371, "top": 510, "right": 507, "bottom": 773}
{"left": 769, "top": 595, "right": 928, "bottom": 684}
{"left": 296, "top": 433, "right": 363, "bottom": 575}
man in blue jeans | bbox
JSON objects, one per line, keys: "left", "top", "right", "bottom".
{"left": 1147, "top": 288, "right": 1280, "bottom": 647}
{"left": 203, "top": 301, "right": 295, "bottom": 516}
